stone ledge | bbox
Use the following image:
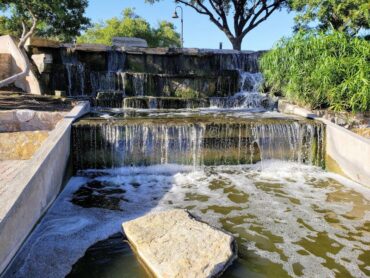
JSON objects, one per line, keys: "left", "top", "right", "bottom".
{"left": 122, "top": 209, "right": 237, "bottom": 278}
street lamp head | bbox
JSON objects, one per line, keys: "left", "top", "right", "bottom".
{"left": 172, "top": 10, "right": 179, "bottom": 19}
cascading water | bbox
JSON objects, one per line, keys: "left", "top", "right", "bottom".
{"left": 131, "top": 73, "right": 145, "bottom": 96}
{"left": 90, "top": 51, "right": 127, "bottom": 96}
{"left": 62, "top": 49, "right": 127, "bottom": 97}
{"left": 210, "top": 72, "right": 268, "bottom": 109}
{"left": 211, "top": 51, "right": 274, "bottom": 110}
{"left": 62, "top": 49, "right": 86, "bottom": 96}
{"left": 72, "top": 116, "right": 324, "bottom": 170}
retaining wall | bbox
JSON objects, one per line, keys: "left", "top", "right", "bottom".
{"left": 0, "top": 102, "right": 90, "bottom": 274}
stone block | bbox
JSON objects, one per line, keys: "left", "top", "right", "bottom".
{"left": 112, "top": 37, "right": 148, "bottom": 48}
{"left": 25, "top": 37, "right": 60, "bottom": 48}
{"left": 122, "top": 209, "right": 237, "bottom": 278}
{"left": 31, "top": 54, "right": 53, "bottom": 73}
{"left": 0, "top": 131, "right": 49, "bottom": 160}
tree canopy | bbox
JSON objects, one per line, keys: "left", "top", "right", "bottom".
{"left": 0, "top": 0, "right": 90, "bottom": 47}
{"left": 146, "top": 0, "right": 287, "bottom": 50}
{"left": 289, "top": 0, "right": 370, "bottom": 36}
{"left": 0, "top": 0, "right": 90, "bottom": 88}
{"left": 78, "top": 8, "right": 181, "bottom": 47}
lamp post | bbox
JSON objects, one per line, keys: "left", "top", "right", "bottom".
{"left": 172, "top": 6, "right": 184, "bottom": 48}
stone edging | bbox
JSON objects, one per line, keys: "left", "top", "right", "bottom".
{"left": 278, "top": 99, "right": 370, "bottom": 187}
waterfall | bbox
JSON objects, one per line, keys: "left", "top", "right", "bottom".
{"left": 90, "top": 51, "right": 127, "bottom": 97}
{"left": 107, "top": 50, "right": 125, "bottom": 72}
{"left": 72, "top": 119, "right": 324, "bottom": 170}
{"left": 217, "top": 52, "right": 260, "bottom": 72}
{"left": 210, "top": 72, "right": 268, "bottom": 109}
{"left": 132, "top": 73, "right": 145, "bottom": 96}
{"left": 62, "top": 49, "right": 86, "bottom": 96}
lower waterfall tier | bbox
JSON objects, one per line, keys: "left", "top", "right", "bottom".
{"left": 72, "top": 113, "right": 325, "bottom": 171}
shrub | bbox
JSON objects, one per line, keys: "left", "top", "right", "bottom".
{"left": 260, "top": 31, "right": 370, "bottom": 112}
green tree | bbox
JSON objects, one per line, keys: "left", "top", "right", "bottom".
{"left": 78, "top": 8, "right": 181, "bottom": 47}
{"left": 289, "top": 0, "right": 370, "bottom": 36}
{"left": 0, "top": 0, "right": 90, "bottom": 87}
{"left": 146, "top": 0, "right": 287, "bottom": 50}
{"left": 0, "top": 0, "right": 90, "bottom": 47}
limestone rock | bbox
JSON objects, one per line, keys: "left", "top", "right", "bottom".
{"left": 16, "top": 110, "right": 35, "bottom": 122}
{"left": 31, "top": 54, "right": 53, "bottom": 73}
{"left": 0, "top": 110, "right": 65, "bottom": 132}
{"left": 66, "top": 43, "right": 109, "bottom": 52}
{"left": 0, "top": 131, "right": 49, "bottom": 160}
{"left": 122, "top": 209, "right": 237, "bottom": 278}
{"left": 25, "top": 37, "right": 60, "bottom": 48}
{"left": 112, "top": 37, "right": 148, "bottom": 48}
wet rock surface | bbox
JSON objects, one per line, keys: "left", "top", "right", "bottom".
{"left": 122, "top": 209, "right": 237, "bottom": 278}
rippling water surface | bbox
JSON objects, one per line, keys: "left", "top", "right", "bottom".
{"left": 7, "top": 161, "right": 369, "bottom": 278}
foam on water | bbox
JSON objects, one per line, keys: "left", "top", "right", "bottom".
{"left": 7, "top": 161, "right": 370, "bottom": 278}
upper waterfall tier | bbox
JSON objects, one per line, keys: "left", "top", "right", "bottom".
{"left": 29, "top": 46, "right": 264, "bottom": 100}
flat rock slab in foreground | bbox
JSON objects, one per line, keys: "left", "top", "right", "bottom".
{"left": 122, "top": 209, "right": 237, "bottom": 278}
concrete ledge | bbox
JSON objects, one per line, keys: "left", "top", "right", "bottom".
{"left": 0, "top": 101, "right": 90, "bottom": 274}
{"left": 278, "top": 100, "right": 370, "bottom": 187}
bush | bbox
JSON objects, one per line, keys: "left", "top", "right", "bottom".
{"left": 260, "top": 31, "right": 370, "bottom": 112}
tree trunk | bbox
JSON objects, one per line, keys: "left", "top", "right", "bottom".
{"left": 230, "top": 37, "right": 242, "bottom": 51}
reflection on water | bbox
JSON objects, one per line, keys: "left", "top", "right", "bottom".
{"left": 66, "top": 233, "right": 153, "bottom": 278}
{"left": 6, "top": 161, "right": 370, "bottom": 278}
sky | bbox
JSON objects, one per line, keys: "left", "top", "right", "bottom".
{"left": 86, "top": 0, "right": 297, "bottom": 51}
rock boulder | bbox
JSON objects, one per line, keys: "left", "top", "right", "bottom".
{"left": 122, "top": 209, "right": 237, "bottom": 278}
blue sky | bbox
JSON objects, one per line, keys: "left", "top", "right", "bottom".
{"left": 86, "top": 0, "right": 297, "bottom": 50}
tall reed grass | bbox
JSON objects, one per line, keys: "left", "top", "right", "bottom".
{"left": 260, "top": 32, "right": 370, "bottom": 112}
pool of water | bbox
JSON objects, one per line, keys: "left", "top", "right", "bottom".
{"left": 6, "top": 161, "right": 369, "bottom": 278}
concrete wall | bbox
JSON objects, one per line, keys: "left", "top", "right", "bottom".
{"left": 0, "top": 35, "right": 41, "bottom": 94}
{"left": 278, "top": 100, "right": 370, "bottom": 187}
{"left": 325, "top": 120, "right": 370, "bottom": 186}
{"left": 0, "top": 102, "right": 90, "bottom": 274}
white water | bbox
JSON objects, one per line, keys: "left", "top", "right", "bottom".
{"left": 7, "top": 161, "right": 370, "bottom": 278}
{"left": 74, "top": 118, "right": 323, "bottom": 169}
{"left": 210, "top": 72, "right": 272, "bottom": 110}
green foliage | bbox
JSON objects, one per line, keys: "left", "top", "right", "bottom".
{"left": 0, "top": 16, "right": 18, "bottom": 36}
{"left": 78, "top": 8, "right": 180, "bottom": 48}
{"left": 260, "top": 31, "right": 370, "bottom": 112}
{"left": 289, "top": 0, "right": 370, "bottom": 36}
{"left": 0, "top": 0, "right": 90, "bottom": 41}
